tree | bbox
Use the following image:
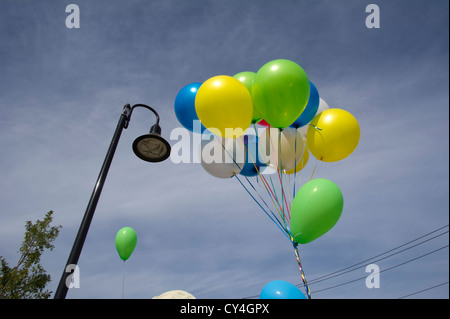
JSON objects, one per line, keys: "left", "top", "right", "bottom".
{"left": 0, "top": 210, "right": 62, "bottom": 299}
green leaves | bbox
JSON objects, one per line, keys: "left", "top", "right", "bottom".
{"left": 0, "top": 210, "right": 61, "bottom": 299}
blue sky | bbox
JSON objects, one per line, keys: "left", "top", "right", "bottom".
{"left": 0, "top": 0, "right": 448, "bottom": 299}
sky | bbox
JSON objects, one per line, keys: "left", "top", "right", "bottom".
{"left": 0, "top": 0, "right": 448, "bottom": 299}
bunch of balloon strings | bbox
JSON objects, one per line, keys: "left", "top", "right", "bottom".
{"left": 222, "top": 125, "right": 318, "bottom": 299}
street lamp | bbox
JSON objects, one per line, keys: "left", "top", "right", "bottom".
{"left": 54, "top": 103, "right": 171, "bottom": 299}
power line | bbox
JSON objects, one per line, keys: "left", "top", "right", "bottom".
{"left": 307, "top": 229, "right": 449, "bottom": 286}
{"left": 240, "top": 225, "right": 449, "bottom": 299}
{"left": 397, "top": 281, "right": 449, "bottom": 299}
{"left": 306, "top": 224, "right": 449, "bottom": 286}
{"left": 312, "top": 244, "right": 449, "bottom": 294}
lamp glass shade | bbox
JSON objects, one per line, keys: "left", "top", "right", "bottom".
{"left": 132, "top": 134, "right": 171, "bottom": 162}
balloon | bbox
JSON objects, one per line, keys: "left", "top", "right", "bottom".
{"left": 200, "top": 134, "right": 246, "bottom": 178}
{"left": 239, "top": 135, "right": 266, "bottom": 177}
{"left": 257, "top": 119, "right": 270, "bottom": 127}
{"left": 317, "top": 98, "right": 330, "bottom": 114}
{"left": 174, "top": 82, "right": 206, "bottom": 133}
{"left": 307, "top": 108, "right": 360, "bottom": 162}
{"left": 282, "top": 125, "right": 309, "bottom": 175}
{"left": 252, "top": 59, "right": 310, "bottom": 128}
{"left": 290, "top": 81, "right": 320, "bottom": 128}
{"left": 297, "top": 125, "right": 309, "bottom": 140}
{"left": 260, "top": 280, "right": 306, "bottom": 299}
{"left": 195, "top": 75, "right": 253, "bottom": 139}
{"left": 115, "top": 227, "right": 137, "bottom": 261}
{"left": 290, "top": 179, "right": 344, "bottom": 244}
{"left": 233, "top": 71, "right": 262, "bottom": 124}
{"left": 296, "top": 97, "right": 329, "bottom": 137}
{"left": 283, "top": 148, "right": 309, "bottom": 174}
{"left": 152, "top": 290, "right": 196, "bottom": 299}
{"left": 259, "top": 127, "right": 304, "bottom": 171}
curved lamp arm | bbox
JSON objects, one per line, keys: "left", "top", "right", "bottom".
{"left": 123, "top": 103, "right": 161, "bottom": 130}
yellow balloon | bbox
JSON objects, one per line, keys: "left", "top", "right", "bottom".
{"left": 307, "top": 108, "right": 360, "bottom": 162}
{"left": 195, "top": 75, "right": 253, "bottom": 138}
{"left": 283, "top": 149, "right": 309, "bottom": 174}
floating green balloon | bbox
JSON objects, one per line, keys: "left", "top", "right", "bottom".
{"left": 233, "top": 71, "right": 262, "bottom": 124}
{"left": 290, "top": 179, "right": 343, "bottom": 244}
{"left": 115, "top": 227, "right": 137, "bottom": 261}
{"left": 252, "top": 59, "right": 310, "bottom": 128}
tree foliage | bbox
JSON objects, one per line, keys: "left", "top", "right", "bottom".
{"left": 0, "top": 210, "right": 62, "bottom": 299}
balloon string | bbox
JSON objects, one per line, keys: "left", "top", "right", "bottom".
{"left": 267, "top": 128, "right": 290, "bottom": 223}
{"left": 293, "top": 138, "right": 309, "bottom": 198}
{"left": 268, "top": 176, "right": 281, "bottom": 207}
{"left": 234, "top": 175, "right": 291, "bottom": 239}
{"left": 310, "top": 159, "right": 318, "bottom": 181}
{"left": 233, "top": 139, "right": 291, "bottom": 236}
{"left": 244, "top": 138, "right": 288, "bottom": 232}
{"left": 232, "top": 127, "right": 293, "bottom": 236}
{"left": 241, "top": 138, "right": 290, "bottom": 230}
{"left": 255, "top": 127, "right": 288, "bottom": 229}
{"left": 243, "top": 174, "right": 285, "bottom": 229}
{"left": 254, "top": 171, "right": 290, "bottom": 233}
{"left": 277, "top": 130, "right": 291, "bottom": 221}
{"left": 260, "top": 174, "right": 290, "bottom": 231}
{"left": 246, "top": 125, "right": 311, "bottom": 299}
{"left": 284, "top": 173, "right": 293, "bottom": 213}
{"left": 292, "top": 242, "right": 312, "bottom": 299}
{"left": 278, "top": 131, "right": 287, "bottom": 223}
{"left": 219, "top": 137, "right": 244, "bottom": 172}
{"left": 293, "top": 131, "right": 298, "bottom": 198}
{"left": 227, "top": 137, "right": 284, "bottom": 222}
{"left": 122, "top": 260, "right": 126, "bottom": 299}
{"left": 266, "top": 128, "right": 283, "bottom": 210}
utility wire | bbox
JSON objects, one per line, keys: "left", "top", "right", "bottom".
{"left": 312, "top": 244, "right": 448, "bottom": 294}
{"left": 397, "top": 281, "right": 449, "bottom": 299}
{"left": 241, "top": 225, "right": 449, "bottom": 299}
{"left": 307, "top": 230, "right": 449, "bottom": 285}
{"left": 306, "top": 224, "right": 449, "bottom": 285}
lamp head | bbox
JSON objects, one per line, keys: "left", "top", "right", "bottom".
{"left": 132, "top": 125, "right": 171, "bottom": 162}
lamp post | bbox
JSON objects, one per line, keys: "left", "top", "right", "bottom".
{"left": 54, "top": 103, "right": 171, "bottom": 299}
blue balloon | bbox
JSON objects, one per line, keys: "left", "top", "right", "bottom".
{"left": 239, "top": 135, "right": 266, "bottom": 177}
{"left": 174, "top": 82, "right": 206, "bottom": 133}
{"left": 290, "top": 82, "right": 320, "bottom": 128}
{"left": 260, "top": 280, "right": 307, "bottom": 299}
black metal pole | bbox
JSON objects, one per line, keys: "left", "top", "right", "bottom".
{"left": 54, "top": 104, "right": 131, "bottom": 299}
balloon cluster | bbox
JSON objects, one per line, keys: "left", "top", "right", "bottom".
{"left": 174, "top": 58, "right": 361, "bottom": 299}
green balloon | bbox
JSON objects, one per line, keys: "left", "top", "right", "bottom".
{"left": 115, "top": 227, "right": 137, "bottom": 261}
{"left": 252, "top": 59, "right": 310, "bottom": 128}
{"left": 233, "top": 71, "right": 262, "bottom": 124}
{"left": 290, "top": 179, "right": 343, "bottom": 244}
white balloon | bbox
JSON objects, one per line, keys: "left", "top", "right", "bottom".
{"left": 297, "top": 126, "right": 308, "bottom": 142}
{"left": 317, "top": 98, "right": 330, "bottom": 114}
{"left": 258, "top": 127, "right": 304, "bottom": 171}
{"left": 300, "top": 98, "right": 330, "bottom": 139}
{"left": 199, "top": 135, "right": 246, "bottom": 178}
{"left": 152, "top": 290, "right": 196, "bottom": 299}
